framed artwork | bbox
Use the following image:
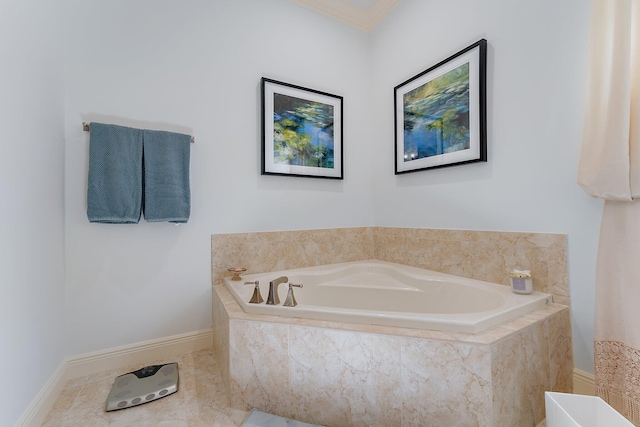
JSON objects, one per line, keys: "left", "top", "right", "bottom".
{"left": 261, "top": 78, "right": 343, "bottom": 179}
{"left": 394, "top": 39, "right": 487, "bottom": 174}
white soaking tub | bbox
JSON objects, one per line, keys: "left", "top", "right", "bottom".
{"left": 223, "top": 259, "right": 551, "bottom": 334}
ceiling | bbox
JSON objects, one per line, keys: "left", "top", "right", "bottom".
{"left": 344, "top": 0, "right": 381, "bottom": 8}
{"left": 289, "top": 0, "right": 402, "bottom": 31}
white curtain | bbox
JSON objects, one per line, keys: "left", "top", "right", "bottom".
{"left": 579, "top": 0, "right": 640, "bottom": 199}
{"left": 578, "top": 0, "right": 640, "bottom": 424}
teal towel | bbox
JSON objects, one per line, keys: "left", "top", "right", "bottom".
{"left": 87, "top": 123, "right": 143, "bottom": 223}
{"left": 143, "top": 129, "right": 191, "bottom": 223}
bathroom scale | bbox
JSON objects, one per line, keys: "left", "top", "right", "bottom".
{"left": 105, "top": 362, "right": 179, "bottom": 411}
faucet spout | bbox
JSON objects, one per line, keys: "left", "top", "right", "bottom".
{"left": 266, "top": 276, "right": 288, "bottom": 305}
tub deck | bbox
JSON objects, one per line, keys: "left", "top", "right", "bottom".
{"left": 223, "top": 260, "right": 552, "bottom": 334}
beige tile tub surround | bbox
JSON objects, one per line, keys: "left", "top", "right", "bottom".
{"left": 211, "top": 227, "right": 375, "bottom": 287}
{"left": 211, "top": 227, "right": 569, "bottom": 304}
{"left": 372, "top": 227, "right": 569, "bottom": 303}
{"left": 213, "top": 284, "right": 572, "bottom": 426}
{"left": 211, "top": 227, "right": 571, "bottom": 426}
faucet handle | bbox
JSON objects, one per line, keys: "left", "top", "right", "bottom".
{"left": 244, "top": 281, "right": 264, "bottom": 304}
{"left": 283, "top": 283, "right": 303, "bottom": 307}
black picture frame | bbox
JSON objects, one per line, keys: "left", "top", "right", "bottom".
{"left": 394, "top": 39, "right": 487, "bottom": 174}
{"left": 261, "top": 78, "right": 343, "bottom": 179}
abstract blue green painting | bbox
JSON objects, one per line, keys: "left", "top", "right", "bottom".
{"left": 273, "top": 93, "right": 334, "bottom": 169}
{"left": 403, "top": 63, "right": 470, "bottom": 161}
{"left": 395, "top": 39, "right": 487, "bottom": 174}
{"left": 262, "top": 78, "right": 343, "bottom": 179}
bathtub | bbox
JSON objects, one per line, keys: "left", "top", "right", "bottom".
{"left": 223, "top": 260, "right": 551, "bottom": 334}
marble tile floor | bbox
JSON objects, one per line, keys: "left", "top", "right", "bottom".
{"left": 42, "top": 349, "right": 249, "bottom": 427}
{"left": 42, "top": 348, "right": 550, "bottom": 427}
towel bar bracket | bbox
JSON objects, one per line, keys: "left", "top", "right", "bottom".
{"left": 82, "top": 122, "right": 195, "bottom": 143}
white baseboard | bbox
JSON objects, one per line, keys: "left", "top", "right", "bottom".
{"left": 65, "top": 328, "right": 213, "bottom": 380}
{"left": 573, "top": 368, "right": 596, "bottom": 396}
{"left": 14, "top": 361, "right": 67, "bottom": 427}
{"left": 15, "top": 329, "right": 212, "bottom": 427}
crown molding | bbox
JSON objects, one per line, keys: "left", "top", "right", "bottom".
{"left": 290, "top": 0, "right": 402, "bottom": 31}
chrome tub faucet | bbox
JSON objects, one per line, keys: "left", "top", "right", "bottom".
{"left": 244, "top": 280, "right": 263, "bottom": 304}
{"left": 266, "top": 276, "right": 288, "bottom": 305}
{"left": 283, "top": 283, "right": 303, "bottom": 307}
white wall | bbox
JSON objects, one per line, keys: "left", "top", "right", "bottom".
{"left": 0, "top": 1, "right": 66, "bottom": 425}
{"left": 370, "top": 0, "right": 601, "bottom": 371}
{"left": 64, "top": 0, "right": 373, "bottom": 356}
{"left": 63, "top": 0, "right": 600, "bottom": 374}
{"left": 0, "top": 0, "right": 602, "bottom": 421}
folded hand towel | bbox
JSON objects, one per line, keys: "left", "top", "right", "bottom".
{"left": 143, "top": 129, "right": 191, "bottom": 223}
{"left": 87, "top": 123, "right": 143, "bottom": 223}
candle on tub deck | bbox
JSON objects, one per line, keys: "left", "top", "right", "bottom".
{"left": 509, "top": 269, "right": 533, "bottom": 294}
